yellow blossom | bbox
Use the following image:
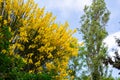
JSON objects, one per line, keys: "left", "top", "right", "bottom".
{"left": 0, "top": 16, "right": 2, "bottom": 20}
{"left": 1, "top": 49, "right": 7, "bottom": 54}
{"left": 29, "top": 70, "right": 33, "bottom": 73}
{"left": 28, "top": 59, "right": 33, "bottom": 64}
{"left": 1, "top": 0, "right": 79, "bottom": 79}
{"left": 4, "top": 20, "right": 7, "bottom": 25}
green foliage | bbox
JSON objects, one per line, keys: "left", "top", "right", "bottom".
{"left": 72, "top": 0, "right": 112, "bottom": 79}
{"left": 68, "top": 46, "right": 88, "bottom": 79}
{"left": 0, "top": 53, "right": 53, "bottom": 80}
{"left": 21, "top": 72, "right": 52, "bottom": 80}
{"left": 0, "top": 26, "right": 11, "bottom": 52}
{"left": 0, "top": 53, "right": 24, "bottom": 79}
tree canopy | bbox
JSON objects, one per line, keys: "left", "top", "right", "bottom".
{"left": 80, "top": 0, "right": 110, "bottom": 79}
{"left": 70, "top": 0, "right": 111, "bottom": 79}
{"left": 0, "top": 0, "right": 78, "bottom": 79}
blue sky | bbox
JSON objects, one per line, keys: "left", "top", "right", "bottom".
{"left": 34, "top": 0, "right": 120, "bottom": 77}
{"left": 35, "top": 0, "right": 120, "bottom": 41}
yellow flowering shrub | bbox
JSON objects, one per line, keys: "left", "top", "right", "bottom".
{"left": 0, "top": 0, "right": 78, "bottom": 79}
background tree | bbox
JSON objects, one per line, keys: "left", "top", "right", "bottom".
{"left": 68, "top": 42, "right": 115, "bottom": 80}
{"left": 78, "top": 0, "right": 110, "bottom": 79}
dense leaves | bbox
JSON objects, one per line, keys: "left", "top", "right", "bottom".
{"left": 0, "top": 0, "right": 78, "bottom": 79}
{"left": 75, "top": 0, "right": 111, "bottom": 79}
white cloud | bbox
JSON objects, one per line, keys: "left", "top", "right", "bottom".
{"left": 103, "top": 32, "right": 120, "bottom": 48}
{"left": 103, "top": 32, "right": 119, "bottom": 49}
{"left": 37, "top": 0, "right": 92, "bottom": 11}
{"left": 103, "top": 32, "right": 120, "bottom": 60}
{"left": 104, "top": 32, "right": 120, "bottom": 77}
{"left": 35, "top": 0, "right": 92, "bottom": 17}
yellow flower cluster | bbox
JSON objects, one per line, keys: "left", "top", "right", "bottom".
{"left": 0, "top": 0, "right": 78, "bottom": 79}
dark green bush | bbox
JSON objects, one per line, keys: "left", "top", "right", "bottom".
{"left": 0, "top": 53, "right": 53, "bottom": 80}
